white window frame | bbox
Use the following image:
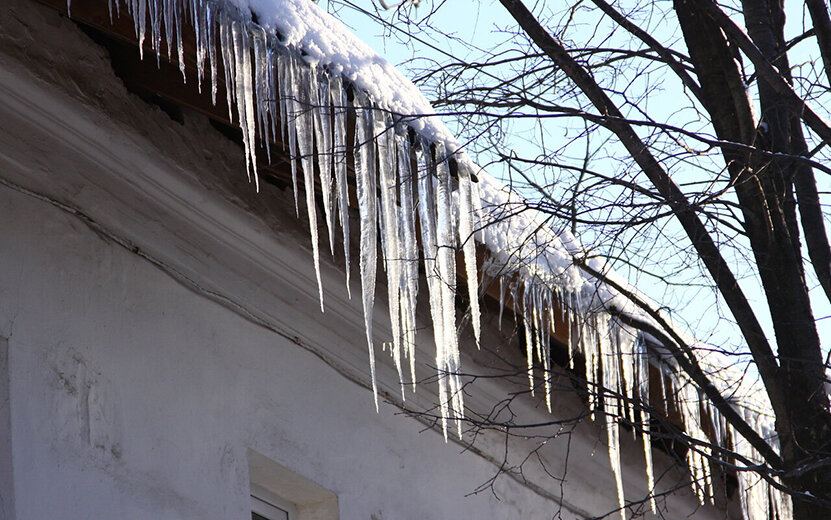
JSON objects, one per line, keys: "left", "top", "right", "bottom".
{"left": 247, "top": 449, "right": 338, "bottom": 520}
{"left": 251, "top": 484, "right": 298, "bottom": 520}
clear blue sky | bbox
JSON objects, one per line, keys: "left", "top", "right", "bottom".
{"left": 325, "top": 0, "right": 831, "bottom": 369}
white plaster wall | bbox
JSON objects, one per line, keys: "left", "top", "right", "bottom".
{"left": 0, "top": 2, "right": 735, "bottom": 519}
{"left": 0, "top": 182, "right": 563, "bottom": 520}
{"left": 0, "top": 336, "right": 13, "bottom": 520}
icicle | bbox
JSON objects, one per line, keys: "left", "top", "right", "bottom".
{"left": 677, "top": 381, "right": 712, "bottom": 504}
{"left": 435, "top": 144, "right": 463, "bottom": 436}
{"left": 218, "top": 11, "right": 236, "bottom": 123}
{"left": 354, "top": 92, "right": 379, "bottom": 411}
{"left": 597, "top": 317, "right": 611, "bottom": 414}
{"left": 540, "top": 288, "right": 552, "bottom": 411}
{"left": 614, "top": 334, "right": 624, "bottom": 421}
{"left": 718, "top": 408, "right": 729, "bottom": 452}
{"left": 470, "top": 175, "right": 485, "bottom": 243}
{"left": 263, "top": 45, "right": 277, "bottom": 153}
{"left": 330, "top": 75, "right": 351, "bottom": 298}
{"left": 531, "top": 286, "right": 540, "bottom": 360}
{"left": 152, "top": 0, "right": 162, "bottom": 56}
{"left": 658, "top": 361, "right": 669, "bottom": 415}
{"left": 231, "top": 20, "right": 259, "bottom": 190}
{"left": 642, "top": 414, "right": 656, "bottom": 514}
{"left": 270, "top": 54, "right": 282, "bottom": 160}
{"left": 162, "top": 0, "right": 174, "bottom": 61}
{"left": 417, "top": 140, "right": 449, "bottom": 438}
{"left": 457, "top": 168, "right": 481, "bottom": 349}
{"left": 174, "top": 0, "right": 185, "bottom": 80}
{"left": 616, "top": 323, "right": 634, "bottom": 426}
{"left": 497, "top": 276, "right": 505, "bottom": 331}
{"left": 397, "top": 134, "right": 419, "bottom": 387}
{"left": 732, "top": 413, "right": 771, "bottom": 520}
{"left": 606, "top": 411, "right": 627, "bottom": 520}
{"left": 510, "top": 280, "right": 520, "bottom": 330}
{"left": 523, "top": 284, "right": 536, "bottom": 395}
{"left": 377, "top": 114, "right": 404, "bottom": 396}
{"left": 295, "top": 64, "right": 324, "bottom": 310}
{"left": 312, "top": 71, "right": 337, "bottom": 255}
{"left": 586, "top": 315, "right": 599, "bottom": 418}
{"left": 137, "top": 0, "right": 148, "bottom": 60}
{"left": 533, "top": 286, "right": 543, "bottom": 363}
{"left": 193, "top": 0, "right": 207, "bottom": 93}
{"left": 378, "top": 197, "right": 388, "bottom": 266}
{"left": 251, "top": 25, "right": 272, "bottom": 159}
{"left": 206, "top": 2, "right": 218, "bottom": 106}
{"left": 278, "top": 53, "right": 300, "bottom": 213}
{"left": 635, "top": 338, "right": 656, "bottom": 514}
{"left": 146, "top": 0, "right": 158, "bottom": 60}
{"left": 567, "top": 291, "right": 576, "bottom": 370}
{"left": 277, "top": 51, "right": 288, "bottom": 147}
{"left": 592, "top": 314, "right": 626, "bottom": 520}
{"left": 589, "top": 315, "right": 601, "bottom": 415}
{"left": 435, "top": 146, "right": 458, "bottom": 364}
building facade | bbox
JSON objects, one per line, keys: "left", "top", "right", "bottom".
{"left": 0, "top": 1, "right": 734, "bottom": 518}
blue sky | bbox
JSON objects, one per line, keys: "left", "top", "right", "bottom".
{"left": 324, "top": 0, "right": 831, "bottom": 369}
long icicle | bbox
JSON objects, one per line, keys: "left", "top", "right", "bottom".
{"left": 416, "top": 140, "right": 449, "bottom": 438}
{"left": 231, "top": 19, "right": 258, "bottom": 190}
{"left": 397, "top": 134, "right": 419, "bottom": 387}
{"left": 295, "top": 64, "right": 324, "bottom": 310}
{"left": 377, "top": 115, "right": 404, "bottom": 395}
{"left": 251, "top": 24, "right": 272, "bottom": 159}
{"left": 218, "top": 11, "right": 236, "bottom": 126}
{"left": 523, "top": 283, "right": 536, "bottom": 395}
{"left": 435, "top": 144, "right": 462, "bottom": 435}
{"left": 354, "top": 92, "right": 379, "bottom": 410}
{"left": 278, "top": 52, "right": 300, "bottom": 213}
{"left": 331, "top": 75, "right": 351, "bottom": 298}
{"left": 596, "top": 316, "right": 626, "bottom": 520}
{"left": 637, "top": 337, "right": 657, "bottom": 514}
{"left": 312, "top": 70, "right": 337, "bottom": 255}
{"left": 457, "top": 168, "right": 481, "bottom": 349}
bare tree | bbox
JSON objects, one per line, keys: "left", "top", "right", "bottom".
{"left": 335, "top": 0, "right": 831, "bottom": 517}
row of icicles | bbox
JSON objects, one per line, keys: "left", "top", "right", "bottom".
{"left": 81, "top": 0, "right": 792, "bottom": 517}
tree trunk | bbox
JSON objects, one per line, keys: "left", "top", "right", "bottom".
{"left": 676, "top": 0, "right": 831, "bottom": 514}
{"left": 498, "top": 0, "right": 831, "bottom": 515}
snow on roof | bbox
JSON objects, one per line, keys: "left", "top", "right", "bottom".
{"left": 74, "top": 0, "right": 789, "bottom": 517}
{"left": 233, "top": 0, "right": 611, "bottom": 292}
{"left": 242, "top": 0, "right": 455, "bottom": 142}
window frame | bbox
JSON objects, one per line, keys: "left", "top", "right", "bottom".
{"left": 250, "top": 484, "right": 298, "bottom": 520}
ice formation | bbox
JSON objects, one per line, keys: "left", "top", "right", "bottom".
{"left": 76, "top": 0, "right": 792, "bottom": 518}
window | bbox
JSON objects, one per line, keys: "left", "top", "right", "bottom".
{"left": 251, "top": 485, "right": 297, "bottom": 520}
{"left": 247, "top": 449, "right": 339, "bottom": 520}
